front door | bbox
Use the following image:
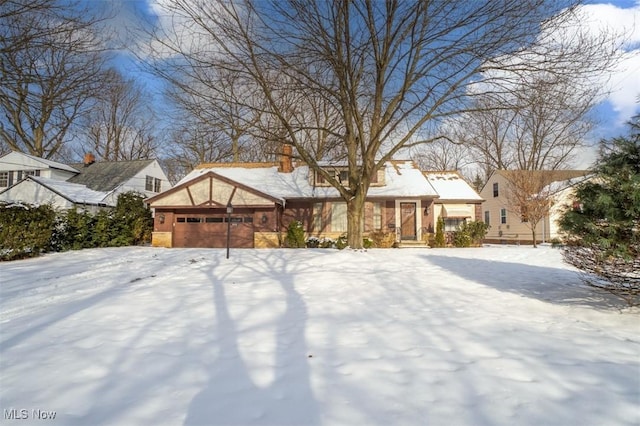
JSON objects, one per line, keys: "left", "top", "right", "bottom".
{"left": 400, "top": 202, "right": 417, "bottom": 240}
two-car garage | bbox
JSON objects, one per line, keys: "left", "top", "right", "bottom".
{"left": 173, "top": 211, "right": 255, "bottom": 248}
{"left": 146, "top": 170, "right": 282, "bottom": 248}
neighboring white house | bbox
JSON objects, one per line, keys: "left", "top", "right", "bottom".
{"left": 0, "top": 151, "right": 78, "bottom": 185}
{"left": 0, "top": 151, "right": 171, "bottom": 210}
{"left": 479, "top": 170, "right": 589, "bottom": 244}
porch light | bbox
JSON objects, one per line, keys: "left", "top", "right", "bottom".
{"left": 226, "top": 202, "right": 233, "bottom": 259}
{"left": 261, "top": 213, "right": 268, "bottom": 224}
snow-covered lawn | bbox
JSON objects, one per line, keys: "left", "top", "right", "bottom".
{"left": 1, "top": 245, "right": 638, "bottom": 426}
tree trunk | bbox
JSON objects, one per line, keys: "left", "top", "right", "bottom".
{"left": 531, "top": 226, "right": 537, "bottom": 248}
{"left": 346, "top": 189, "right": 366, "bottom": 249}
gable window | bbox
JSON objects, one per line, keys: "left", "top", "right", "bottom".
{"left": 500, "top": 208, "right": 507, "bottom": 224}
{"left": 313, "top": 202, "right": 323, "bottom": 231}
{"left": 493, "top": 182, "right": 499, "bottom": 197}
{"left": 154, "top": 178, "right": 161, "bottom": 193}
{"left": 338, "top": 170, "right": 348, "bottom": 184}
{"left": 331, "top": 202, "right": 347, "bottom": 233}
{"left": 373, "top": 202, "right": 382, "bottom": 230}
{"left": 484, "top": 210, "right": 490, "bottom": 225}
{"left": 145, "top": 176, "right": 154, "bottom": 191}
{"left": 24, "top": 170, "right": 40, "bottom": 177}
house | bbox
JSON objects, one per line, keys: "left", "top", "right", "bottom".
{"left": 146, "top": 149, "right": 443, "bottom": 248}
{"left": 423, "top": 171, "right": 484, "bottom": 234}
{"left": 0, "top": 151, "right": 78, "bottom": 185}
{"left": 479, "top": 169, "right": 589, "bottom": 244}
{"left": 0, "top": 151, "right": 171, "bottom": 210}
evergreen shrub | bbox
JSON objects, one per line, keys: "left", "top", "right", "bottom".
{"left": 285, "top": 220, "right": 306, "bottom": 248}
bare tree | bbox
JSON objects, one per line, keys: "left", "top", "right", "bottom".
{"left": 502, "top": 169, "right": 588, "bottom": 247}
{"left": 78, "top": 68, "right": 157, "bottom": 161}
{"left": 460, "top": 13, "right": 619, "bottom": 177}
{"left": 163, "top": 119, "right": 236, "bottom": 183}
{"left": 0, "top": 0, "right": 109, "bottom": 158}
{"left": 149, "top": 0, "right": 616, "bottom": 248}
{"left": 503, "top": 170, "right": 553, "bottom": 248}
{"left": 412, "top": 139, "right": 472, "bottom": 172}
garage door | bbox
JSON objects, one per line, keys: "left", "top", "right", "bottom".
{"left": 174, "top": 215, "right": 254, "bottom": 248}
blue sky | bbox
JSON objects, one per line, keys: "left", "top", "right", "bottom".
{"left": 103, "top": 0, "right": 639, "bottom": 162}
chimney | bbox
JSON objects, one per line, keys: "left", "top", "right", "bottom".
{"left": 83, "top": 153, "right": 95, "bottom": 167}
{"left": 278, "top": 144, "right": 294, "bottom": 173}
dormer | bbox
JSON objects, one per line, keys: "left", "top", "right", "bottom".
{"left": 310, "top": 166, "right": 385, "bottom": 187}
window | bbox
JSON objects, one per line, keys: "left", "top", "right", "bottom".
{"left": 145, "top": 176, "right": 154, "bottom": 191}
{"left": 493, "top": 182, "right": 499, "bottom": 197}
{"left": 520, "top": 205, "right": 529, "bottom": 223}
{"left": 186, "top": 217, "right": 202, "bottom": 223}
{"left": 373, "top": 202, "right": 382, "bottom": 230}
{"left": 338, "top": 170, "right": 348, "bottom": 184}
{"left": 24, "top": 170, "right": 39, "bottom": 177}
{"left": 177, "top": 217, "right": 186, "bottom": 223}
{"left": 205, "top": 217, "right": 223, "bottom": 223}
{"left": 444, "top": 218, "right": 465, "bottom": 232}
{"left": 313, "top": 202, "right": 323, "bottom": 231}
{"left": 484, "top": 210, "right": 490, "bottom": 225}
{"left": 0, "top": 172, "right": 9, "bottom": 187}
{"left": 315, "top": 171, "right": 326, "bottom": 185}
{"left": 500, "top": 208, "right": 507, "bottom": 224}
{"left": 154, "top": 178, "right": 161, "bottom": 192}
{"left": 331, "top": 202, "right": 347, "bottom": 233}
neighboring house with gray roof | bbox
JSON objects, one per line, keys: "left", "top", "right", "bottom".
{"left": 0, "top": 151, "right": 170, "bottom": 210}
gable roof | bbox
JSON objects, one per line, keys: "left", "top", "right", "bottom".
{"left": 67, "top": 159, "right": 155, "bottom": 192}
{"left": 0, "top": 151, "right": 79, "bottom": 173}
{"left": 174, "top": 160, "right": 438, "bottom": 201}
{"left": 423, "top": 171, "right": 483, "bottom": 202}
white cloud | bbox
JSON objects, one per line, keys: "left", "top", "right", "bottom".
{"left": 579, "top": 2, "right": 640, "bottom": 123}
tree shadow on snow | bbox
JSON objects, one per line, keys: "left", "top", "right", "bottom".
{"left": 424, "top": 255, "right": 628, "bottom": 310}
{"left": 183, "top": 250, "right": 320, "bottom": 426}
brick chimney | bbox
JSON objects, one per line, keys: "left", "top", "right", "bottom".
{"left": 83, "top": 153, "right": 95, "bottom": 167}
{"left": 278, "top": 144, "right": 294, "bottom": 173}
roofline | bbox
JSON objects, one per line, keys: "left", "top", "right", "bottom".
{"left": 146, "top": 170, "right": 284, "bottom": 205}
{"left": 435, "top": 199, "right": 484, "bottom": 203}
{"left": 25, "top": 176, "right": 108, "bottom": 206}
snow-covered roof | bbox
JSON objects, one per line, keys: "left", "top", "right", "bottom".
{"left": 30, "top": 176, "right": 109, "bottom": 205}
{"left": 424, "top": 171, "right": 483, "bottom": 201}
{"left": 178, "top": 160, "right": 438, "bottom": 201}
{"left": 541, "top": 174, "right": 592, "bottom": 196}
{"left": 1, "top": 151, "right": 79, "bottom": 173}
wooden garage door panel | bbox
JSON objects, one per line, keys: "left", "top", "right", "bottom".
{"left": 176, "top": 220, "right": 254, "bottom": 248}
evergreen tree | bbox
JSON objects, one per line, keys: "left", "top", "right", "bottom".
{"left": 559, "top": 115, "right": 639, "bottom": 304}
{"left": 434, "top": 216, "right": 446, "bottom": 248}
